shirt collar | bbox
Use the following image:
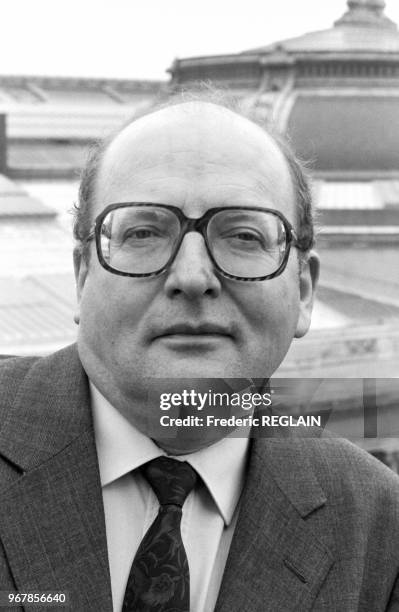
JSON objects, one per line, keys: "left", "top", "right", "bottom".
{"left": 90, "top": 382, "right": 249, "bottom": 526}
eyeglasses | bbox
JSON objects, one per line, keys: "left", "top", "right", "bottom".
{"left": 86, "top": 202, "right": 300, "bottom": 282}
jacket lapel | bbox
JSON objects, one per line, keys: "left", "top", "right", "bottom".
{"left": 215, "top": 436, "right": 334, "bottom": 612}
{"left": 0, "top": 345, "right": 112, "bottom": 611}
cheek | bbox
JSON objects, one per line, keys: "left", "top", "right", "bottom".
{"left": 251, "top": 280, "right": 300, "bottom": 370}
{"left": 78, "top": 272, "right": 156, "bottom": 349}
{"left": 237, "top": 275, "right": 300, "bottom": 335}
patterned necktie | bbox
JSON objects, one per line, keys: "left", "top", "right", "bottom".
{"left": 122, "top": 456, "right": 197, "bottom": 612}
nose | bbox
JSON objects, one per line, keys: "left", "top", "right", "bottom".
{"left": 164, "top": 232, "right": 222, "bottom": 299}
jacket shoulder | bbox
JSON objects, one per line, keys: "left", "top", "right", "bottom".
{"left": 310, "top": 435, "right": 399, "bottom": 500}
{"left": 0, "top": 356, "right": 41, "bottom": 486}
{"left": 0, "top": 355, "right": 40, "bottom": 409}
{"left": 0, "top": 345, "right": 86, "bottom": 484}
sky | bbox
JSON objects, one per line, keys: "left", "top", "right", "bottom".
{"left": 1, "top": 0, "right": 399, "bottom": 81}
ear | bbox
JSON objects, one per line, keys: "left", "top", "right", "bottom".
{"left": 73, "top": 246, "right": 89, "bottom": 325}
{"left": 295, "top": 250, "right": 320, "bottom": 338}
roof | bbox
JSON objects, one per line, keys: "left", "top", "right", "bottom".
{"left": 0, "top": 194, "right": 76, "bottom": 354}
{"left": 0, "top": 76, "right": 165, "bottom": 142}
{"left": 313, "top": 180, "right": 399, "bottom": 212}
{"left": 8, "top": 141, "right": 89, "bottom": 175}
{"left": 317, "top": 244, "right": 399, "bottom": 308}
{"left": 315, "top": 181, "right": 384, "bottom": 209}
{"left": 0, "top": 76, "right": 164, "bottom": 107}
{"left": 279, "top": 318, "right": 399, "bottom": 377}
{"left": 6, "top": 106, "right": 156, "bottom": 141}
{"left": 243, "top": 0, "right": 399, "bottom": 56}
{"left": 0, "top": 218, "right": 72, "bottom": 277}
{"left": 0, "top": 173, "right": 56, "bottom": 218}
{"left": 243, "top": 23, "right": 399, "bottom": 56}
{"left": 0, "top": 274, "right": 76, "bottom": 355}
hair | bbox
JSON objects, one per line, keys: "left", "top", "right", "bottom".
{"left": 72, "top": 87, "right": 316, "bottom": 261}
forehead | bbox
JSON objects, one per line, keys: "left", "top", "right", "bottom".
{"left": 95, "top": 102, "right": 295, "bottom": 220}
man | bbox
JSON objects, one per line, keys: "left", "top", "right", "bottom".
{"left": 1, "top": 98, "right": 399, "bottom": 612}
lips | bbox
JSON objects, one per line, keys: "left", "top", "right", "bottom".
{"left": 154, "top": 322, "right": 233, "bottom": 339}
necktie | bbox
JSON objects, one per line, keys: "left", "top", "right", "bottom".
{"left": 122, "top": 456, "right": 197, "bottom": 612}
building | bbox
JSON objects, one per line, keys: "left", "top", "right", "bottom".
{"left": 170, "top": 0, "right": 399, "bottom": 378}
{"left": 1, "top": 0, "right": 398, "bottom": 463}
{"left": 0, "top": 77, "right": 165, "bottom": 355}
{"left": 1, "top": 1, "right": 399, "bottom": 373}
{"left": 170, "top": 0, "right": 399, "bottom": 459}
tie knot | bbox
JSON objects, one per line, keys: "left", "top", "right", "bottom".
{"left": 142, "top": 456, "right": 197, "bottom": 507}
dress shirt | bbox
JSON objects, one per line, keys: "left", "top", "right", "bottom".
{"left": 90, "top": 383, "right": 250, "bottom": 612}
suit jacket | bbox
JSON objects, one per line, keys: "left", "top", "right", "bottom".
{"left": 1, "top": 345, "right": 399, "bottom": 612}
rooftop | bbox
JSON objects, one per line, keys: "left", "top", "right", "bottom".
{"left": 0, "top": 174, "right": 56, "bottom": 218}
{"left": 243, "top": 0, "right": 399, "bottom": 56}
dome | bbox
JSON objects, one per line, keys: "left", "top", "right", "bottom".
{"left": 242, "top": 21, "right": 399, "bottom": 56}
{"left": 170, "top": 0, "right": 399, "bottom": 179}
{"left": 243, "top": 0, "right": 399, "bottom": 56}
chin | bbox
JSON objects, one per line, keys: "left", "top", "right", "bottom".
{"left": 154, "top": 361, "right": 235, "bottom": 380}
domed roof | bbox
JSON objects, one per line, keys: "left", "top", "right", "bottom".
{"left": 264, "top": 0, "right": 399, "bottom": 175}
{"left": 243, "top": 0, "right": 399, "bottom": 56}
{"left": 170, "top": 0, "right": 399, "bottom": 177}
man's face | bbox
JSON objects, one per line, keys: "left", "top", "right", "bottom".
{"left": 75, "top": 102, "right": 318, "bottom": 443}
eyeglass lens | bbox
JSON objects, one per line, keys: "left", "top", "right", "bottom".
{"left": 99, "top": 205, "right": 288, "bottom": 278}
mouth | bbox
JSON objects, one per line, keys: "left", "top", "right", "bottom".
{"left": 154, "top": 323, "right": 233, "bottom": 341}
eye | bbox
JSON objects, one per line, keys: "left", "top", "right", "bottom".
{"left": 124, "top": 226, "right": 162, "bottom": 239}
{"left": 224, "top": 227, "right": 266, "bottom": 247}
{"left": 232, "top": 231, "right": 261, "bottom": 242}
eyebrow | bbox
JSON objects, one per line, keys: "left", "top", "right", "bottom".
{"left": 116, "top": 208, "right": 172, "bottom": 222}
{"left": 215, "top": 211, "right": 277, "bottom": 222}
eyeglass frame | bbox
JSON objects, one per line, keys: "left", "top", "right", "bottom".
{"left": 85, "top": 202, "right": 301, "bottom": 282}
